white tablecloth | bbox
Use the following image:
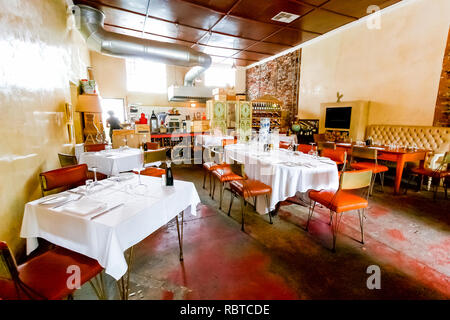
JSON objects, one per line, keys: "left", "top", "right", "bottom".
{"left": 20, "top": 175, "right": 200, "bottom": 280}
{"left": 79, "top": 147, "right": 143, "bottom": 176}
{"left": 195, "top": 135, "right": 234, "bottom": 147}
{"left": 279, "top": 134, "right": 298, "bottom": 144}
{"left": 224, "top": 144, "right": 339, "bottom": 214}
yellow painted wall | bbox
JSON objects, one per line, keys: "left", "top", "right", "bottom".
{"left": 298, "top": 0, "right": 450, "bottom": 126}
{"left": 0, "top": 0, "right": 91, "bottom": 254}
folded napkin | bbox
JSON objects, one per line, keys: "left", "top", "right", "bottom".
{"left": 63, "top": 198, "right": 107, "bottom": 216}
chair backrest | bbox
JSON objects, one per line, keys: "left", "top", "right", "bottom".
{"left": 351, "top": 146, "right": 377, "bottom": 161}
{"left": 39, "top": 164, "right": 88, "bottom": 196}
{"left": 279, "top": 141, "right": 290, "bottom": 149}
{"left": 318, "top": 141, "right": 336, "bottom": 151}
{"left": 144, "top": 148, "right": 167, "bottom": 165}
{"left": 297, "top": 144, "right": 315, "bottom": 153}
{"left": 222, "top": 138, "right": 235, "bottom": 147}
{"left": 339, "top": 169, "right": 373, "bottom": 191}
{"left": 313, "top": 134, "right": 326, "bottom": 143}
{"left": 210, "top": 146, "right": 225, "bottom": 164}
{"left": 145, "top": 142, "right": 160, "bottom": 150}
{"left": 57, "top": 153, "right": 78, "bottom": 167}
{"left": 322, "top": 148, "right": 346, "bottom": 163}
{"left": 84, "top": 144, "right": 106, "bottom": 152}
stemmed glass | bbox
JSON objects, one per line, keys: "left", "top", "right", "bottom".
{"left": 92, "top": 167, "right": 99, "bottom": 185}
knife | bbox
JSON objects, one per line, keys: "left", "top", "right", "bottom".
{"left": 90, "top": 203, "right": 124, "bottom": 220}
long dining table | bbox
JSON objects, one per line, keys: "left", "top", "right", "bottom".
{"left": 335, "top": 143, "right": 429, "bottom": 194}
{"left": 20, "top": 174, "right": 200, "bottom": 297}
{"left": 224, "top": 143, "right": 340, "bottom": 215}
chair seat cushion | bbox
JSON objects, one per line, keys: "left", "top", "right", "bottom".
{"left": 0, "top": 279, "right": 20, "bottom": 300}
{"left": 351, "top": 162, "right": 388, "bottom": 173}
{"left": 309, "top": 189, "right": 368, "bottom": 213}
{"left": 17, "top": 247, "right": 102, "bottom": 300}
{"left": 411, "top": 167, "right": 449, "bottom": 178}
{"left": 203, "top": 162, "right": 229, "bottom": 171}
{"left": 230, "top": 180, "right": 272, "bottom": 198}
{"left": 135, "top": 167, "right": 165, "bottom": 177}
{"left": 212, "top": 166, "right": 244, "bottom": 182}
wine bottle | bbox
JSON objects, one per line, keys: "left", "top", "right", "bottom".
{"left": 143, "top": 142, "right": 148, "bottom": 151}
{"left": 165, "top": 161, "right": 174, "bottom": 186}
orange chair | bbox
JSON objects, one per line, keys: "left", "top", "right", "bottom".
{"left": 322, "top": 148, "right": 347, "bottom": 170}
{"left": 84, "top": 144, "right": 106, "bottom": 152}
{"left": 134, "top": 167, "right": 165, "bottom": 178}
{"left": 307, "top": 169, "right": 373, "bottom": 251}
{"left": 0, "top": 241, "right": 103, "bottom": 300}
{"left": 202, "top": 146, "right": 229, "bottom": 197}
{"left": 39, "top": 164, "right": 89, "bottom": 197}
{"left": 227, "top": 164, "right": 273, "bottom": 231}
{"left": 279, "top": 141, "right": 291, "bottom": 149}
{"left": 222, "top": 138, "right": 235, "bottom": 147}
{"left": 297, "top": 144, "right": 316, "bottom": 154}
{"left": 350, "top": 146, "right": 388, "bottom": 195}
{"left": 212, "top": 164, "right": 246, "bottom": 210}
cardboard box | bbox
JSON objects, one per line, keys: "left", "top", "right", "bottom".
{"left": 212, "top": 88, "right": 226, "bottom": 95}
{"left": 135, "top": 124, "right": 150, "bottom": 134}
{"left": 213, "top": 94, "right": 227, "bottom": 101}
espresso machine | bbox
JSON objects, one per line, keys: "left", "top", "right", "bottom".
{"left": 166, "top": 114, "right": 183, "bottom": 133}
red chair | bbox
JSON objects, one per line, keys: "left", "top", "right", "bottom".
{"left": 322, "top": 148, "right": 347, "bottom": 170}
{"left": 350, "top": 146, "right": 388, "bottom": 195}
{"left": 297, "top": 144, "right": 316, "bottom": 154}
{"left": 202, "top": 146, "right": 229, "bottom": 197}
{"left": 39, "top": 164, "right": 89, "bottom": 197}
{"left": 84, "top": 144, "right": 106, "bottom": 152}
{"left": 0, "top": 241, "right": 103, "bottom": 300}
{"left": 307, "top": 169, "right": 373, "bottom": 251}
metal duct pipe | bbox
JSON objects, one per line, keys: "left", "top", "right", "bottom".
{"left": 77, "top": 5, "right": 211, "bottom": 86}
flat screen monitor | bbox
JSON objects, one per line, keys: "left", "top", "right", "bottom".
{"left": 325, "top": 107, "right": 352, "bottom": 129}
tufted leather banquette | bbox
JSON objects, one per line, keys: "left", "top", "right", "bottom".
{"left": 365, "top": 125, "right": 449, "bottom": 154}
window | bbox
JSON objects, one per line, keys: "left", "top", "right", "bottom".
{"left": 126, "top": 59, "right": 167, "bottom": 93}
{"left": 101, "top": 98, "right": 125, "bottom": 124}
{"left": 204, "top": 65, "right": 235, "bottom": 87}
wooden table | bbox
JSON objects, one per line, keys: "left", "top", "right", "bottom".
{"left": 336, "top": 143, "right": 429, "bottom": 194}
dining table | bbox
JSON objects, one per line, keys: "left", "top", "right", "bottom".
{"left": 20, "top": 174, "right": 200, "bottom": 298}
{"left": 224, "top": 143, "right": 340, "bottom": 215}
{"left": 195, "top": 134, "right": 234, "bottom": 147}
{"left": 79, "top": 147, "right": 144, "bottom": 176}
{"left": 335, "top": 143, "right": 429, "bottom": 194}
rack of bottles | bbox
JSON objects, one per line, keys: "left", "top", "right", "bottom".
{"left": 251, "top": 95, "right": 282, "bottom": 130}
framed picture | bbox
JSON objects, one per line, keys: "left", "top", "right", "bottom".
{"left": 65, "top": 102, "right": 73, "bottom": 122}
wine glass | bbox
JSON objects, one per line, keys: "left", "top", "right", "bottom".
{"left": 91, "top": 167, "right": 98, "bottom": 185}
{"left": 85, "top": 179, "right": 93, "bottom": 195}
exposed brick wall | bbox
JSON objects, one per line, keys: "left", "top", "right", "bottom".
{"left": 246, "top": 49, "right": 301, "bottom": 127}
{"left": 434, "top": 28, "right": 450, "bottom": 127}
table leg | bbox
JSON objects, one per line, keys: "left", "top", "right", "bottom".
{"left": 117, "top": 246, "right": 134, "bottom": 300}
{"left": 175, "top": 211, "right": 184, "bottom": 261}
{"left": 394, "top": 155, "right": 406, "bottom": 194}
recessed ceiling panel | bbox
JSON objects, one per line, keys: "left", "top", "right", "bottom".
{"left": 264, "top": 29, "right": 318, "bottom": 46}
{"left": 291, "top": 9, "right": 355, "bottom": 34}
{"left": 229, "top": 0, "right": 312, "bottom": 26}
{"left": 143, "top": 17, "right": 205, "bottom": 42}
{"left": 198, "top": 32, "right": 257, "bottom": 50}
{"left": 149, "top": 0, "right": 223, "bottom": 30}
{"left": 212, "top": 16, "right": 282, "bottom": 40}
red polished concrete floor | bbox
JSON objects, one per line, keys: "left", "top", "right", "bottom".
{"left": 75, "top": 166, "right": 449, "bottom": 299}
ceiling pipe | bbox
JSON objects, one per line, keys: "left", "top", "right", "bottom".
{"left": 76, "top": 4, "right": 211, "bottom": 86}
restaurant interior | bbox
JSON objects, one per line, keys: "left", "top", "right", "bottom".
{"left": 0, "top": 0, "right": 449, "bottom": 301}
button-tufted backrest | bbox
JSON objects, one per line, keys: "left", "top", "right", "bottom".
{"left": 366, "top": 125, "right": 450, "bottom": 154}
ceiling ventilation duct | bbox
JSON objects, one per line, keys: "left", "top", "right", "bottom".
{"left": 76, "top": 5, "right": 212, "bottom": 100}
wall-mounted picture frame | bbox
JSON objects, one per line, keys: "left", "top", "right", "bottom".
{"left": 65, "top": 102, "right": 73, "bottom": 122}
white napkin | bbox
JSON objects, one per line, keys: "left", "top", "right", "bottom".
{"left": 64, "top": 198, "right": 107, "bottom": 216}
